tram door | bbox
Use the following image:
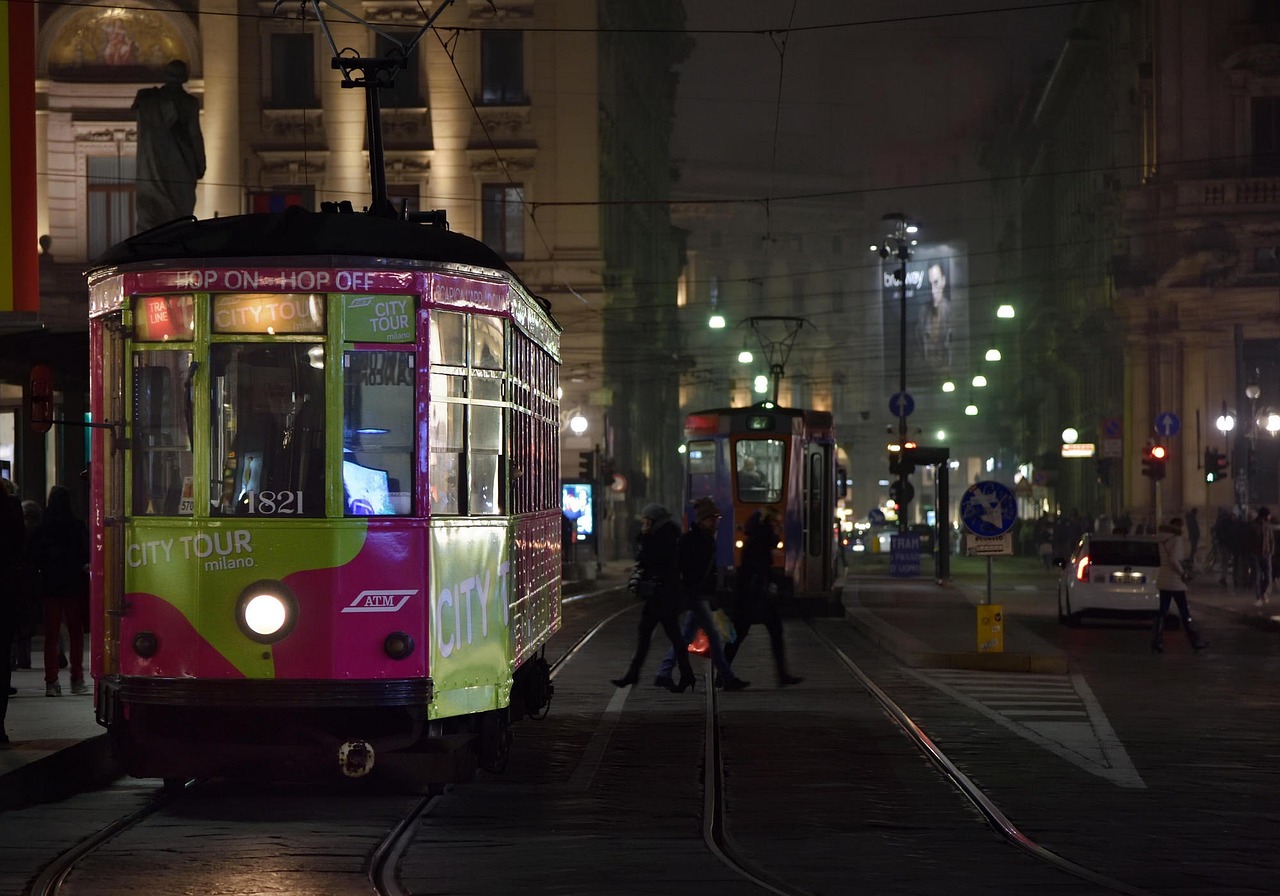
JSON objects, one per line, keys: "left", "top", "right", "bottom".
{"left": 801, "top": 441, "right": 834, "bottom": 593}
{"left": 98, "top": 317, "right": 127, "bottom": 678}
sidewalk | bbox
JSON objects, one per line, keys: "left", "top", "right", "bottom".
{"left": 841, "top": 553, "right": 1280, "bottom": 675}
{"left": 0, "top": 644, "right": 117, "bottom": 811}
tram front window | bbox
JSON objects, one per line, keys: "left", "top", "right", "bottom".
{"left": 210, "top": 344, "right": 325, "bottom": 516}
{"left": 131, "top": 351, "right": 195, "bottom": 516}
{"left": 343, "top": 350, "right": 414, "bottom": 516}
{"left": 735, "top": 439, "right": 784, "bottom": 504}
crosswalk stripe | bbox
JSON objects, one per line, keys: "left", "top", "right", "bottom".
{"left": 908, "top": 668, "right": 1146, "bottom": 789}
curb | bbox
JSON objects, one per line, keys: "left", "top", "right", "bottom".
{"left": 844, "top": 599, "right": 1068, "bottom": 675}
{"left": 0, "top": 734, "right": 121, "bottom": 812}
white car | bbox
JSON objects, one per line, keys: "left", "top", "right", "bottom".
{"left": 1056, "top": 534, "right": 1173, "bottom": 625}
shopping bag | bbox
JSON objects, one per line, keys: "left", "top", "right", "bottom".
{"left": 687, "top": 629, "right": 711, "bottom": 656}
{"left": 711, "top": 608, "right": 736, "bottom": 645}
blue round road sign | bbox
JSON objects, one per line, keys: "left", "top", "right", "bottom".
{"left": 889, "top": 392, "right": 915, "bottom": 418}
{"left": 960, "top": 481, "right": 1018, "bottom": 537}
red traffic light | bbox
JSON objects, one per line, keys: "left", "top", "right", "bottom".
{"left": 1142, "top": 443, "right": 1168, "bottom": 480}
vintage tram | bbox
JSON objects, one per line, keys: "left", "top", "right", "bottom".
{"left": 83, "top": 209, "right": 561, "bottom": 784}
{"left": 683, "top": 401, "right": 843, "bottom": 615}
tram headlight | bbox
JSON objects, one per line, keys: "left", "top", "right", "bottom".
{"left": 236, "top": 580, "right": 298, "bottom": 644}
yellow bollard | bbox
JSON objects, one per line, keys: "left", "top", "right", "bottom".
{"left": 976, "top": 604, "right": 1004, "bottom": 653}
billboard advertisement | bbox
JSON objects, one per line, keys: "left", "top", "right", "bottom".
{"left": 882, "top": 249, "right": 968, "bottom": 395}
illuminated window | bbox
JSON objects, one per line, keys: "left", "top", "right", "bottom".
{"left": 209, "top": 344, "right": 325, "bottom": 517}
{"left": 429, "top": 310, "right": 507, "bottom": 516}
{"left": 734, "top": 439, "right": 784, "bottom": 503}
{"left": 343, "top": 351, "right": 414, "bottom": 516}
{"left": 131, "top": 351, "right": 195, "bottom": 516}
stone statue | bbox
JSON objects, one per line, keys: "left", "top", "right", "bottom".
{"left": 132, "top": 60, "right": 206, "bottom": 231}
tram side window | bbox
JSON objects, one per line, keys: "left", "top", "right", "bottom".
{"left": 209, "top": 344, "right": 325, "bottom": 517}
{"left": 131, "top": 352, "right": 195, "bottom": 516}
{"left": 687, "top": 440, "right": 717, "bottom": 502}
{"left": 343, "top": 351, "right": 414, "bottom": 516}
{"left": 428, "top": 310, "right": 507, "bottom": 516}
{"left": 735, "top": 439, "right": 784, "bottom": 504}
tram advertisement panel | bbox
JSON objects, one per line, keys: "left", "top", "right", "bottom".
{"left": 121, "top": 522, "right": 435, "bottom": 680}
{"left": 428, "top": 524, "right": 513, "bottom": 720}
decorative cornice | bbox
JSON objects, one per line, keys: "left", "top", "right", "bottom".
{"left": 466, "top": 1, "right": 534, "bottom": 24}
{"left": 77, "top": 127, "right": 137, "bottom": 143}
{"left": 1222, "top": 43, "right": 1280, "bottom": 80}
{"left": 260, "top": 108, "right": 325, "bottom": 142}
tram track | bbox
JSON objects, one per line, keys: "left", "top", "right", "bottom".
{"left": 24, "top": 592, "right": 1158, "bottom": 896}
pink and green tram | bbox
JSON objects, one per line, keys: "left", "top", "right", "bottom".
{"left": 85, "top": 210, "right": 562, "bottom": 785}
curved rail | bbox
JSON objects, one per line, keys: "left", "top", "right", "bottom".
{"left": 807, "top": 621, "right": 1155, "bottom": 896}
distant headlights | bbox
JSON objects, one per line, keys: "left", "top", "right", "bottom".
{"left": 236, "top": 580, "right": 298, "bottom": 644}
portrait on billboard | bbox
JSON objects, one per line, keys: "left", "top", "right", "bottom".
{"left": 915, "top": 259, "right": 953, "bottom": 381}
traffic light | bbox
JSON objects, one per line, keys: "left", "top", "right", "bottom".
{"left": 578, "top": 450, "right": 595, "bottom": 480}
{"left": 1204, "top": 448, "right": 1229, "bottom": 482}
{"left": 888, "top": 441, "right": 917, "bottom": 476}
{"left": 1141, "top": 443, "right": 1167, "bottom": 481}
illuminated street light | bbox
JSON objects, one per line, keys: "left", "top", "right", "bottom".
{"left": 996, "top": 305, "right": 1015, "bottom": 318}
{"left": 753, "top": 374, "right": 769, "bottom": 394}
{"left": 569, "top": 414, "right": 588, "bottom": 435}
{"left": 708, "top": 313, "right": 726, "bottom": 329}
{"left": 737, "top": 348, "right": 753, "bottom": 363}
{"left": 972, "top": 375, "right": 987, "bottom": 388}
{"left": 941, "top": 380, "right": 956, "bottom": 392}
{"left": 965, "top": 403, "right": 978, "bottom": 416}
{"left": 985, "top": 348, "right": 1001, "bottom": 361}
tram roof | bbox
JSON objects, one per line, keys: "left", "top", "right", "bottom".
{"left": 684, "top": 403, "right": 835, "bottom": 437}
{"left": 91, "top": 209, "right": 514, "bottom": 277}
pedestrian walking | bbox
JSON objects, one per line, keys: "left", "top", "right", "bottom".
{"left": 0, "top": 480, "right": 26, "bottom": 742}
{"left": 654, "top": 497, "right": 748, "bottom": 692}
{"left": 36, "top": 486, "right": 90, "bottom": 697}
{"left": 1248, "top": 507, "right": 1274, "bottom": 609}
{"left": 1151, "top": 518, "right": 1207, "bottom": 653}
{"left": 611, "top": 503, "right": 696, "bottom": 692}
{"left": 725, "top": 507, "right": 802, "bottom": 687}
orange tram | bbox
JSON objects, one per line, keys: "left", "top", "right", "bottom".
{"left": 683, "top": 401, "right": 844, "bottom": 615}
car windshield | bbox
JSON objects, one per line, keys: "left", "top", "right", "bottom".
{"left": 1089, "top": 541, "right": 1159, "bottom": 566}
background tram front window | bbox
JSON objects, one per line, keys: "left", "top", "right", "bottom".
{"left": 735, "top": 439, "right": 784, "bottom": 504}
{"left": 131, "top": 351, "right": 195, "bottom": 516}
{"left": 343, "top": 351, "right": 414, "bottom": 516}
{"left": 210, "top": 344, "right": 324, "bottom": 516}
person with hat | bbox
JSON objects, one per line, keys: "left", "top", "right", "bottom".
{"left": 611, "top": 503, "right": 697, "bottom": 691}
{"left": 653, "top": 497, "right": 749, "bottom": 692}
{"left": 1152, "top": 517, "right": 1207, "bottom": 653}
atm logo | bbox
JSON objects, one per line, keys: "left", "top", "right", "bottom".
{"left": 341, "top": 589, "right": 418, "bottom": 613}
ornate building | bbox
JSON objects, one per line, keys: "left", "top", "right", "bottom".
{"left": 989, "top": 0, "right": 1280, "bottom": 531}
{"left": 1, "top": 0, "right": 688, "bottom": 557}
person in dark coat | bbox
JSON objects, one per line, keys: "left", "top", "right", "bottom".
{"left": 37, "top": 486, "right": 90, "bottom": 697}
{"left": 654, "top": 497, "right": 748, "bottom": 691}
{"left": 611, "top": 503, "right": 696, "bottom": 692}
{"left": 725, "top": 507, "right": 802, "bottom": 686}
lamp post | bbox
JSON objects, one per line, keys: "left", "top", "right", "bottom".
{"left": 874, "top": 213, "right": 915, "bottom": 531}
{"left": 1245, "top": 378, "right": 1261, "bottom": 513}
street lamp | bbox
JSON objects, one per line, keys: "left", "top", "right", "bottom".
{"left": 1245, "top": 378, "right": 1261, "bottom": 511}
{"left": 874, "top": 212, "right": 915, "bottom": 531}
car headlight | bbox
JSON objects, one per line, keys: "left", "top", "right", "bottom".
{"left": 236, "top": 580, "right": 298, "bottom": 644}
